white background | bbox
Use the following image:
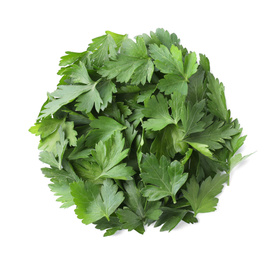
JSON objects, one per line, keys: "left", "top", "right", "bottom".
{"left": 1, "top": 0, "right": 275, "bottom": 259}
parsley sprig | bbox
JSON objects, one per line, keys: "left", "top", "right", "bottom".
{"left": 30, "top": 29, "right": 248, "bottom": 236}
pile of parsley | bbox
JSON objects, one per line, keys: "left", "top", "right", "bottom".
{"left": 30, "top": 29, "right": 248, "bottom": 236}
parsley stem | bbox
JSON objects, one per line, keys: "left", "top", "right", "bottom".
{"left": 172, "top": 195, "right": 177, "bottom": 204}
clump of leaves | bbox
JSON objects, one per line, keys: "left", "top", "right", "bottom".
{"left": 30, "top": 29, "right": 249, "bottom": 236}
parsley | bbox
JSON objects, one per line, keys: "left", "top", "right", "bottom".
{"left": 30, "top": 29, "right": 249, "bottom": 236}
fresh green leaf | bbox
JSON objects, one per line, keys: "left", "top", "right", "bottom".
{"left": 207, "top": 73, "right": 230, "bottom": 122}
{"left": 94, "top": 216, "right": 122, "bottom": 237}
{"left": 199, "top": 53, "right": 210, "bottom": 73}
{"left": 36, "top": 119, "right": 77, "bottom": 155}
{"left": 74, "top": 132, "right": 135, "bottom": 182}
{"left": 158, "top": 74, "right": 189, "bottom": 95}
{"left": 155, "top": 207, "right": 187, "bottom": 231}
{"left": 86, "top": 116, "right": 126, "bottom": 147}
{"left": 182, "top": 173, "right": 228, "bottom": 216}
{"left": 98, "top": 36, "right": 154, "bottom": 85}
{"left": 140, "top": 154, "right": 188, "bottom": 203}
{"left": 142, "top": 93, "right": 175, "bottom": 131}
{"left": 68, "top": 135, "right": 92, "bottom": 160}
{"left": 187, "top": 68, "right": 207, "bottom": 105}
{"left": 185, "top": 121, "right": 239, "bottom": 150}
{"left": 183, "top": 52, "right": 198, "bottom": 80}
{"left": 71, "top": 179, "right": 124, "bottom": 223}
{"left": 150, "top": 125, "right": 187, "bottom": 159}
{"left": 149, "top": 44, "right": 197, "bottom": 95}
{"left": 41, "top": 162, "right": 80, "bottom": 208}
{"left": 38, "top": 85, "right": 92, "bottom": 119}
{"left": 59, "top": 51, "right": 87, "bottom": 67}
{"left": 180, "top": 100, "right": 206, "bottom": 137}
{"left": 141, "top": 28, "right": 181, "bottom": 49}
{"left": 87, "top": 31, "right": 127, "bottom": 67}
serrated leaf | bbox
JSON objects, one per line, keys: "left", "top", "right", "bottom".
{"left": 140, "top": 154, "right": 188, "bottom": 203}
{"left": 150, "top": 45, "right": 197, "bottom": 94}
{"left": 38, "top": 85, "right": 92, "bottom": 119}
{"left": 182, "top": 173, "right": 228, "bottom": 216}
{"left": 94, "top": 216, "right": 122, "bottom": 237}
{"left": 71, "top": 179, "right": 124, "bottom": 223}
{"left": 150, "top": 125, "right": 187, "bottom": 159}
{"left": 74, "top": 132, "right": 135, "bottom": 182}
{"left": 183, "top": 52, "right": 198, "bottom": 80}
{"left": 186, "top": 142, "right": 213, "bottom": 158}
{"left": 185, "top": 121, "right": 239, "bottom": 150}
{"left": 97, "top": 80, "right": 117, "bottom": 111}
{"left": 98, "top": 37, "right": 154, "bottom": 85}
{"left": 91, "top": 131, "right": 135, "bottom": 180}
{"left": 75, "top": 79, "right": 103, "bottom": 113}
{"left": 142, "top": 93, "right": 175, "bottom": 131}
{"left": 141, "top": 28, "right": 181, "bottom": 49}
{"left": 39, "top": 126, "right": 68, "bottom": 169}
{"left": 39, "top": 63, "right": 104, "bottom": 118}
{"left": 187, "top": 68, "right": 206, "bottom": 105}
{"left": 86, "top": 116, "right": 126, "bottom": 147}
{"left": 116, "top": 181, "right": 162, "bottom": 232}
{"left": 158, "top": 74, "right": 189, "bottom": 95}
{"left": 59, "top": 51, "right": 87, "bottom": 67}
{"left": 149, "top": 44, "right": 184, "bottom": 76}
{"left": 229, "top": 153, "right": 252, "bottom": 173}
{"left": 68, "top": 135, "right": 92, "bottom": 160}
{"left": 87, "top": 31, "right": 127, "bottom": 67}
{"left": 116, "top": 208, "right": 145, "bottom": 233}
{"left": 124, "top": 181, "right": 145, "bottom": 217}
{"left": 41, "top": 163, "right": 80, "bottom": 208}
{"left": 180, "top": 100, "right": 206, "bottom": 136}
{"left": 199, "top": 53, "right": 210, "bottom": 73}
{"left": 207, "top": 73, "right": 230, "bottom": 122}
{"left": 155, "top": 207, "right": 187, "bottom": 232}
{"left": 61, "top": 61, "right": 93, "bottom": 85}
{"left": 38, "top": 120, "right": 77, "bottom": 155}
{"left": 39, "top": 151, "right": 60, "bottom": 169}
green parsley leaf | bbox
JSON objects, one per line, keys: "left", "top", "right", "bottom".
{"left": 150, "top": 124, "right": 187, "bottom": 159}
{"left": 98, "top": 36, "right": 154, "bottom": 85}
{"left": 199, "top": 53, "right": 210, "bottom": 73}
{"left": 141, "top": 28, "right": 181, "bottom": 49}
{"left": 71, "top": 179, "right": 124, "bottom": 223}
{"left": 116, "top": 181, "right": 162, "bottom": 233}
{"left": 86, "top": 116, "right": 126, "bottom": 147}
{"left": 94, "top": 216, "right": 122, "bottom": 237}
{"left": 142, "top": 93, "right": 175, "bottom": 131}
{"left": 182, "top": 173, "right": 228, "bottom": 216}
{"left": 207, "top": 73, "right": 230, "bottom": 122}
{"left": 59, "top": 51, "right": 87, "bottom": 67}
{"left": 90, "top": 131, "right": 135, "bottom": 180}
{"left": 41, "top": 160, "right": 80, "bottom": 208}
{"left": 185, "top": 120, "right": 239, "bottom": 150}
{"left": 155, "top": 207, "right": 187, "bottom": 232}
{"left": 68, "top": 135, "right": 92, "bottom": 160}
{"left": 31, "top": 118, "right": 77, "bottom": 155}
{"left": 180, "top": 99, "right": 206, "bottom": 136}
{"left": 74, "top": 132, "right": 135, "bottom": 182}
{"left": 39, "top": 126, "right": 68, "bottom": 170}
{"left": 149, "top": 44, "right": 198, "bottom": 95}
{"left": 140, "top": 154, "right": 188, "bottom": 203}
{"left": 87, "top": 31, "right": 127, "bottom": 67}
{"left": 38, "top": 85, "right": 92, "bottom": 119}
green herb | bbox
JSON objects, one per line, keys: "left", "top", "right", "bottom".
{"left": 29, "top": 28, "right": 249, "bottom": 236}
